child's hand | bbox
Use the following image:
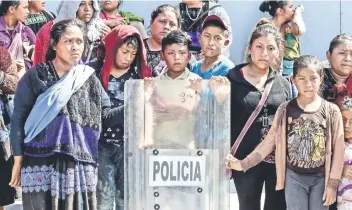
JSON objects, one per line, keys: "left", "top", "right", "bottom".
{"left": 323, "top": 187, "right": 337, "bottom": 206}
{"left": 144, "top": 77, "right": 156, "bottom": 87}
{"left": 100, "top": 23, "right": 112, "bottom": 39}
{"left": 144, "top": 77, "right": 155, "bottom": 101}
{"left": 343, "top": 166, "right": 352, "bottom": 179}
{"left": 210, "top": 76, "right": 230, "bottom": 102}
{"left": 113, "top": 19, "right": 126, "bottom": 27}
{"left": 225, "top": 154, "right": 243, "bottom": 171}
{"left": 187, "top": 78, "right": 203, "bottom": 93}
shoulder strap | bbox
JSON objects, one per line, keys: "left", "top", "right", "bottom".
{"left": 186, "top": 4, "right": 221, "bottom": 31}
{"left": 230, "top": 78, "right": 275, "bottom": 155}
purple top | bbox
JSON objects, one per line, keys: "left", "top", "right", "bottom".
{"left": 24, "top": 115, "right": 100, "bottom": 164}
{"left": 0, "top": 16, "right": 36, "bottom": 69}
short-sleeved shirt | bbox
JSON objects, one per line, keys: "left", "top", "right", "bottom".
{"left": 153, "top": 68, "right": 200, "bottom": 149}
{"left": 190, "top": 57, "right": 234, "bottom": 79}
{"left": 283, "top": 23, "right": 300, "bottom": 61}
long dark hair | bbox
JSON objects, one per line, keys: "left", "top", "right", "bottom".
{"left": 46, "top": 19, "right": 88, "bottom": 61}
{"left": 259, "top": 1, "right": 288, "bottom": 17}
{"left": 0, "top": 0, "right": 20, "bottom": 16}
{"left": 245, "top": 23, "right": 283, "bottom": 62}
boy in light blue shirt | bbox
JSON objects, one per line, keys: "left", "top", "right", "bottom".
{"left": 191, "top": 15, "right": 234, "bottom": 79}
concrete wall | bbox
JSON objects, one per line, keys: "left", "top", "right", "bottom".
{"left": 45, "top": 0, "right": 352, "bottom": 64}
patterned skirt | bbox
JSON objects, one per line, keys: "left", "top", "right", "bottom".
{"left": 21, "top": 154, "right": 97, "bottom": 210}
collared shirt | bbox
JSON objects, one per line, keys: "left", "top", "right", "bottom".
{"left": 0, "top": 16, "right": 36, "bottom": 69}
{"left": 157, "top": 67, "right": 200, "bottom": 80}
{"left": 153, "top": 67, "right": 200, "bottom": 149}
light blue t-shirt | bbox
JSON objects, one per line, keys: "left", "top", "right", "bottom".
{"left": 190, "top": 57, "right": 235, "bottom": 79}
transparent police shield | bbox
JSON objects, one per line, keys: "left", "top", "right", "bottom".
{"left": 124, "top": 79, "right": 231, "bottom": 210}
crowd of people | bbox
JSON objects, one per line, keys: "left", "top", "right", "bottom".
{"left": 0, "top": 0, "right": 351, "bottom": 210}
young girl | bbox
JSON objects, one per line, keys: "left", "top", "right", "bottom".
{"left": 0, "top": 0, "right": 36, "bottom": 71}
{"left": 226, "top": 23, "right": 291, "bottom": 210}
{"left": 226, "top": 55, "right": 345, "bottom": 210}
{"left": 338, "top": 97, "right": 352, "bottom": 210}
{"left": 323, "top": 34, "right": 352, "bottom": 105}
{"left": 144, "top": 4, "right": 180, "bottom": 76}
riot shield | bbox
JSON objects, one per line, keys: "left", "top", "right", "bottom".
{"left": 124, "top": 79, "right": 230, "bottom": 210}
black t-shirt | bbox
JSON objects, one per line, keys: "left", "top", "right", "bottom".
{"left": 286, "top": 99, "right": 327, "bottom": 174}
{"left": 101, "top": 67, "right": 139, "bottom": 144}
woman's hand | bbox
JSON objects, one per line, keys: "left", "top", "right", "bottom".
{"left": 294, "top": 5, "right": 304, "bottom": 15}
{"left": 100, "top": 23, "right": 112, "bottom": 39}
{"left": 225, "top": 154, "right": 243, "bottom": 171}
{"left": 9, "top": 156, "right": 23, "bottom": 187}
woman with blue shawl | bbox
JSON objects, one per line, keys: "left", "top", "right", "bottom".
{"left": 9, "top": 19, "right": 122, "bottom": 210}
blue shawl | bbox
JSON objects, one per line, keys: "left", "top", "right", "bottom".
{"left": 24, "top": 65, "right": 95, "bottom": 143}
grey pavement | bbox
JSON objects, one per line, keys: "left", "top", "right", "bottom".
{"left": 5, "top": 193, "right": 265, "bottom": 210}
